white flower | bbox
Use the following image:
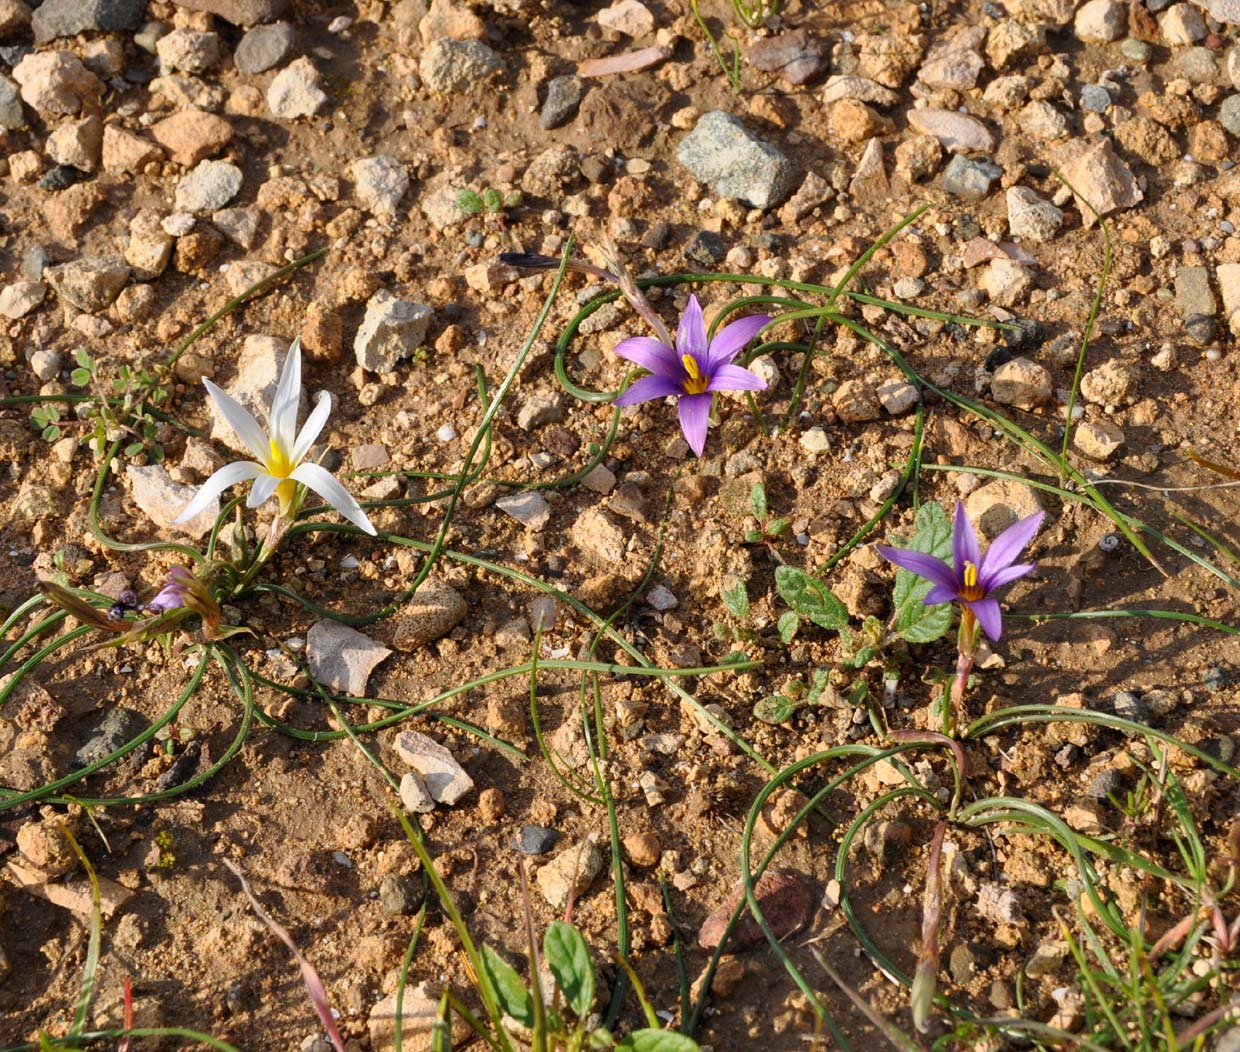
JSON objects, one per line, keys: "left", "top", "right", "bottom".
{"left": 173, "top": 339, "right": 376, "bottom": 536}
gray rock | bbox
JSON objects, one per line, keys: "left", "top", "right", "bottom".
{"left": 1197, "top": 0, "right": 1240, "bottom": 22}
{"left": 45, "top": 256, "right": 129, "bottom": 312}
{"left": 746, "top": 28, "right": 829, "bottom": 85}
{"left": 31, "top": 0, "right": 145, "bottom": 43}
{"left": 0, "top": 281, "right": 45, "bottom": 320}
{"left": 234, "top": 20, "right": 293, "bottom": 73}
{"left": 212, "top": 206, "right": 263, "bottom": 248}
{"left": 169, "top": 0, "right": 287, "bottom": 26}
{"left": 306, "top": 620, "right": 392, "bottom": 696}
{"left": 419, "top": 38, "right": 502, "bottom": 93}
{"left": 537, "top": 837, "right": 604, "bottom": 909}
{"left": 390, "top": 576, "right": 467, "bottom": 650}
{"left": 30, "top": 349, "right": 61, "bottom": 382}
{"left": 677, "top": 110, "right": 794, "bottom": 209}
{"left": 1080, "top": 84, "right": 1111, "bottom": 112}
{"left": 1220, "top": 94, "right": 1240, "bottom": 136}
{"left": 1172, "top": 45, "right": 1218, "bottom": 82}
{"left": 1120, "top": 37, "right": 1152, "bottom": 61}
{"left": 519, "top": 826, "right": 560, "bottom": 854}
{"left": 1111, "top": 690, "right": 1149, "bottom": 722}
{"left": 398, "top": 770, "right": 435, "bottom": 813}
{"left": 0, "top": 73, "right": 23, "bottom": 129}
{"left": 353, "top": 290, "right": 433, "bottom": 372}
{"left": 876, "top": 379, "right": 918, "bottom": 414}
{"left": 1175, "top": 265, "right": 1216, "bottom": 318}
{"left": 1007, "top": 186, "right": 1063, "bottom": 243}
{"left": 942, "top": 154, "right": 1001, "bottom": 200}
{"left": 1074, "top": 0, "right": 1125, "bottom": 41}
{"left": 378, "top": 873, "right": 424, "bottom": 916}
{"left": 126, "top": 463, "right": 218, "bottom": 537}
{"left": 495, "top": 490, "right": 551, "bottom": 530}
{"left": 686, "top": 230, "right": 725, "bottom": 265}
{"left": 175, "top": 158, "right": 242, "bottom": 211}
{"left": 821, "top": 75, "right": 899, "bottom": 106}
{"left": 267, "top": 55, "right": 327, "bottom": 118}
{"left": 520, "top": 143, "right": 578, "bottom": 197}
{"left": 352, "top": 155, "right": 409, "bottom": 216}
{"left": 517, "top": 393, "right": 563, "bottom": 430}
{"left": 75, "top": 707, "right": 146, "bottom": 767}
{"left": 394, "top": 730, "right": 473, "bottom": 805}
{"left": 540, "top": 74, "right": 583, "bottom": 129}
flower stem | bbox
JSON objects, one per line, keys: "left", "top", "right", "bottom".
{"left": 948, "top": 607, "right": 979, "bottom": 736}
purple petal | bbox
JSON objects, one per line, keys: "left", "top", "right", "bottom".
{"left": 952, "top": 501, "right": 981, "bottom": 578}
{"left": 874, "top": 546, "right": 959, "bottom": 592}
{"left": 706, "top": 314, "right": 771, "bottom": 368}
{"left": 676, "top": 295, "right": 707, "bottom": 360}
{"left": 613, "top": 336, "right": 683, "bottom": 379}
{"left": 614, "top": 374, "right": 684, "bottom": 406}
{"left": 966, "top": 598, "right": 1004, "bottom": 641}
{"left": 923, "top": 583, "right": 958, "bottom": 606}
{"left": 706, "top": 362, "right": 768, "bottom": 393}
{"left": 677, "top": 393, "right": 712, "bottom": 456}
{"left": 979, "top": 511, "right": 1045, "bottom": 581}
{"left": 980, "top": 561, "right": 1036, "bottom": 592}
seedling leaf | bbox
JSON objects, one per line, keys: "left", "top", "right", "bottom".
{"left": 775, "top": 566, "right": 848, "bottom": 630}
{"left": 544, "top": 921, "right": 595, "bottom": 1019}
{"left": 480, "top": 944, "right": 534, "bottom": 1027}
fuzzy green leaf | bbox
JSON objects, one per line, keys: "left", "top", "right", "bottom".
{"left": 754, "top": 694, "right": 798, "bottom": 724}
{"left": 775, "top": 566, "right": 848, "bottom": 630}
{"left": 482, "top": 187, "right": 503, "bottom": 213}
{"left": 749, "top": 481, "right": 767, "bottom": 521}
{"left": 480, "top": 944, "right": 534, "bottom": 1026}
{"left": 777, "top": 610, "right": 799, "bottom": 643}
{"left": 544, "top": 921, "right": 595, "bottom": 1019}
{"left": 891, "top": 501, "right": 954, "bottom": 644}
{"left": 616, "top": 1030, "right": 700, "bottom": 1052}
{"left": 455, "top": 188, "right": 484, "bottom": 215}
{"left": 70, "top": 368, "right": 92, "bottom": 387}
{"left": 721, "top": 578, "right": 749, "bottom": 619}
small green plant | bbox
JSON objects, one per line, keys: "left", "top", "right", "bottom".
{"left": 743, "top": 481, "right": 790, "bottom": 547}
{"left": 31, "top": 403, "right": 62, "bottom": 441}
{"left": 457, "top": 186, "right": 522, "bottom": 218}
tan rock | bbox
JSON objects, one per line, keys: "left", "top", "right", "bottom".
{"left": 151, "top": 109, "right": 233, "bottom": 166}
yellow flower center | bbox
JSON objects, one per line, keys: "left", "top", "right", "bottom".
{"left": 960, "top": 561, "right": 985, "bottom": 601}
{"left": 682, "top": 354, "right": 709, "bottom": 395}
{"left": 268, "top": 439, "right": 292, "bottom": 478}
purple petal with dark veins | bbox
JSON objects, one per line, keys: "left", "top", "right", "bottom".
{"left": 613, "top": 336, "right": 683, "bottom": 379}
{"left": 979, "top": 511, "right": 1044, "bottom": 583}
{"left": 980, "top": 561, "right": 1036, "bottom": 593}
{"left": 706, "top": 362, "right": 768, "bottom": 393}
{"left": 614, "top": 374, "right": 684, "bottom": 406}
{"left": 706, "top": 314, "right": 771, "bottom": 369}
{"left": 676, "top": 294, "right": 708, "bottom": 360}
{"left": 678, "top": 393, "right": 712, "bottom": 456}
{"left": 875, "top": 546, "right": 959, "bottom": 592}
{"left": 952, "top": 501, "right": 981, "bottom": 578}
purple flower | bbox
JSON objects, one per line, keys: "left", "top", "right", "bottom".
{"left": 612, "top": 294, "right": 770, "bottom": 456}
{"left": 876, "top": 502, "right": 1044, "bottom": 641}
{"left": 146, "top": 566, "right": 195, "bottom": 613}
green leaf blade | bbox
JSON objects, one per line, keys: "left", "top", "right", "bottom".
{"left": 617, "top": 1030, "right": 700, "bottom": 1052}
{"left": 480, "top": 944, "right": 534, "bottom": 1027}
{"left": 775, "top": 566, "right": 848, "bottom": 630}
{"left": 890, "top": 501, "right": 955, "bottom": 645}
{"left": 544, "top": 921, "right": 595, "bottom": 1019}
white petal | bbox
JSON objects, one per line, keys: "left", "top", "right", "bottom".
{"left": 291, "top": 391, "right": 332, "bottom": 465}
{"left": 269, "top": 338, "right": 302, "bottom": 455}
{"left": 246, "top": 472, "right": 281, "bottom": 508}
{"left": 172, "top": 461, "right": 263, "bottom": 524}
{"left": 290, "top": 462, "right": 377, "bottom": 535}
{"left": 203, "top": 380, "right": 270, "bottom": 463}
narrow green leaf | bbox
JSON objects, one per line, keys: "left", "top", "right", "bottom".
{"left": 777, "top": 610, "right": 799, "bottom": 643}
{"left": 775, "top": 566, "right": 849, "bottom": 629}
{"left": 616, "top": 1030, "right": 700, "bottom": 1052}
{"left": 544, "top": 921, "right": 595, "bottom": 1019}
{"left": 480, "top": 944, "right": 534, "bottom": 1026}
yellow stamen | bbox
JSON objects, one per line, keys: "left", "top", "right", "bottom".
{"left": 960, "top": 561, "right": 985, "bottom": 601}
{"left": 268, "top": 439, "right": 292, "bottom": 478}
{"left": 682, "top": 354, "right": 709, "bottom": 395}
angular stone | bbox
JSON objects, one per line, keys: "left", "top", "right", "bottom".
{"left": 12, "top": 50, "right": 102, "bottom": 116}
{"left": 419, "top": 38, "right": 502, "bottom": 93}
{"left": 496, "top": 490, "right": 552, "bottom": 530}
{"left": 1080, "top": 359, "right": 1138, "bottom": 406}
{"left": 540, "top": 74, "right": 584, "bottom": 129}
{"left": 698, "top": 870, "right": 814, "bottom": 953}
{"left": 964, "top": 479, "right": 1044, "bottom": 539}
{"left": 124, "top": 208, "right": 175, "bottom": 280}
{"left": 0, "top": 73, "right": 24, "bottom": 130}
{"left": 46, "top": 113, "right": 102, "bottom": 171}
{"left": 156, "top": 28, "right": 220, "bottom": 74}
{"left": 571, "top": 506, "right": 625, "bottom": 564}
{"left": 821, "top": 74, "right": 899, "bottom": 106}
{"left": 352, "top": 155, "right": 409, "bottom": 216}
{"left": 1073, "top": 420, "right": 1125, "bottom": 460}
{"left": 170, "top": 0, "right": 287, "bottom": 27}
{"left": 101, "top": 125, "right": 162, "bottom": 173}
{"left": 353, "top": 291, "right": 432, "bottom": 372}
{"left": 175, "top": 159, "right": 242, "bottom": 211}
{"left": 991, "top": 357, "right": 1051, "bottom": 409}
{"left": 418, "top": 0, "right": 484, "bottom": 43}
{"left": 907, "top": 108, "right": 995, "bottom": 153}
{"left": 0, "top": 281, "right": 46, "bottom": 320}
{"left": 126, "top": 464, "right": 217, "bottom": 537}
{"left": 746, "top": 28, "right": 829, "bottom": 85}
{"left": 267, "top": 56, "right": 327, "bottom": 118}
{"left": 394, "top": 730, "right": 473, "bottom": 804}
{"left": 832, "top": 378, "right": 881, "bottom": 422}
{"left": 390, "top": 577, "right": 467, "bottom": 650}
{"left": 1052, "top": 137, "right": 1142, "bottom": 227}
{"left": 368, "top": 984, "right": 471, "bottom": 1052}
{"left": 597, "top": 0, "right": 653, "bottom": 36}
{"left": 677, "top": 110, "right": 795, "bottom": 209}
{"left": 212, "top": 206, "right": 263, "bottom": 249}
{"left": 44, "top": 256, "right": 128, "bottom": 312}
{"left": 32, "top": 0, "right": 144, "bottom": 43}
{"left": 980, "top": 258, "right": 1034, "bottom": 307}
{"left": 918, "top": 25, "right": 985, "bottom": 89}
{"left": 848, "top": 136, "right": 889, "bottom": 203}
{"left": 152, "top": 109, "right": 233, "bottom": 166}
{"left": 1074, "top": 0, "right": 1126, "bottom": 41}
{"left": 877, "top": 379, "right": 918, "bottom": 414}
{"left": 1174, "top": 265, "right": 1216, "bottom": 318}
{"left": 942, "top": 154, "right": 1001, "bottom": 200}
{"left": 398, "top": 771, "right": 435, "bottom": 813}
{"left": 1006, "top": 186, "right": 1063, "bottom": 243}
{"left": 537, "top": 838, "right": 604, "bottom": 909}
{"left": 306, "top": 620, "right": 391, "bottom": 696}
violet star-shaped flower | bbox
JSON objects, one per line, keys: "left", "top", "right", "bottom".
{"left": 612, "top": 294, "right": 770, "bottom": 456}
{"left": 876, "top": 502, "right": 1044, "bottom": 641}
